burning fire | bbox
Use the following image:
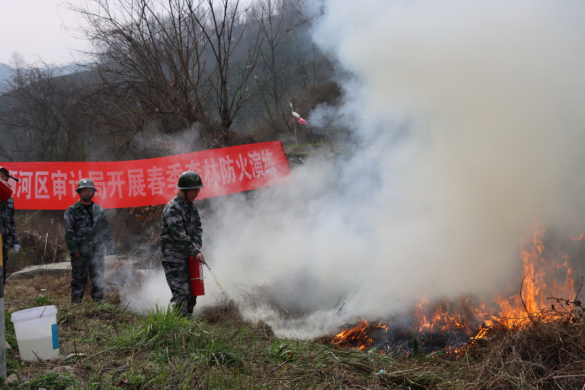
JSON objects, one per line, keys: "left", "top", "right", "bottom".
{"left": 332, "top": 320, "right": 388, "bottom": 350}
{"left": 490, "top": 222, "right": 575, "bottom": 326}
{"left": 333, "top": 222, "right": 580, "bottom": 352}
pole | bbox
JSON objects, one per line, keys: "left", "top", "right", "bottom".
{"left": 0, "top": 234, "right": 6, "bottom": 378}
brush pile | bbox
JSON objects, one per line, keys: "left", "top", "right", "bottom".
{"left": 466, "top": 297, "right": 585, "bottom": 389}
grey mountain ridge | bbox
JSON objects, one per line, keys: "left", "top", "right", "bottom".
{"left": 0, "top": 62, "right": 83, "bottom": 84}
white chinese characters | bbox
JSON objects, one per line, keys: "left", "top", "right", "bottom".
{"left": 8, "top": 148, "right": 282, "bottom": 203}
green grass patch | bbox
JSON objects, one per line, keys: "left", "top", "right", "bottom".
{"left": 108, "top": 304, "right": 193, "bottom": 351}
{"left": 20, "top": 372, "right": 79, "bottom": 390}
{"left": 35, "top": 293, "right": 53, "bottom": 307}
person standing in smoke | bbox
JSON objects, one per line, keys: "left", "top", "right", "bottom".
{"left": 0, "top": 167, "right": 19, "bottom": 284}
{"left": 160, "top": 171, "right": 206, "bottom": 317}
{"left": 64, "top": 179, "right": 115, "bottom": 303}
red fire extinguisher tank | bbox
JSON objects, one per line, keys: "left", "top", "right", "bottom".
{"left": 0, "top": 180, "right": 12, "bottom": 202}
{"left": 188, "top": 256, "right": 205, "bottom": 296}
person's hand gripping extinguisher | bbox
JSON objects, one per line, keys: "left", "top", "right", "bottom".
{"left": 189, "top": 246, "right": 211, "bottom": 270}
{"left": 188, "top": 254, "right": 210, "bottom": 270}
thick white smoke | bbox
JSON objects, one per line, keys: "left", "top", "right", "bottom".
{"left": 130, "top": 0, "right": 585, "bottom": 338}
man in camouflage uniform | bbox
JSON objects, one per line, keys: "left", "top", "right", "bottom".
{"left": 64, "top": 179, "right": 115, "bottom": 303}
{"left": 0, "top": 167, "right": 19, "bottom": 284}
{"left": 161, "top": 171, "right": 206, "bottom": 317}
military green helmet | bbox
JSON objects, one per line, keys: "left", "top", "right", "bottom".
{"left": 76, "top": 178, "right": 97, "bottom": 193}
{"left": 177, "top": 171, "right": 204, "bottom": 189}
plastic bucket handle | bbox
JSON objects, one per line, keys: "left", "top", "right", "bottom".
{"left": 11, "top": 306, "right": 58, "bottom": 323}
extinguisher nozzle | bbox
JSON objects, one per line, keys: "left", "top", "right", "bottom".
{"left": 203, "top": 261, "right": 211, "bottom": 270}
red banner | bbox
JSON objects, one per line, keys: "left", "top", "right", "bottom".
{"left": 3, "top": 141, "right": 291, "bottom": 210}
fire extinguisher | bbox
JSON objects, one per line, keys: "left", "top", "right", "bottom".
{"left": 188, "top": 256, "right": 205, "bottom": 296}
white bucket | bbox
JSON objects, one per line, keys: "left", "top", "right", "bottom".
{"left": 11, "top": 305, "right": 59, "bottom": 361}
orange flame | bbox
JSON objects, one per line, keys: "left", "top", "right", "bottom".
{"left": 490, "top": 222, "right": 575, "bottom": 328}
{"left": 332, "top": 320, "right": 388, "bottom": 350}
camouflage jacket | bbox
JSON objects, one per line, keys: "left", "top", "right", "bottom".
{"left": 0, "top": 197, "right": 18, "bottom": 249}
{"left": 160, "top": 194, "right": 202, "bottom": 264}
{"left": 64, "top": 201, "right": 115, "bottom": 256}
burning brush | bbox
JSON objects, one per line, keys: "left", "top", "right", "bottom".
{"left": 332, "top": 320, "right": 389, "bottom": 350}
{"left": 330, "top": 222, "right": 584, "bottom": 357}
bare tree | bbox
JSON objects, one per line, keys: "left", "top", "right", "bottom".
{"left": 8, "top": 52, "right": 27, "bottom": 89}
{"left": 69, "top": 0, "right": 264, "bottom": 148}
{"left": 252, "top": 0, "right": 290, "bottom": 108}
{"left": 189, "top": 0, "right": 264, "bottom": 146}
{"left": 0, "top": 58, "right": 152, "bottom": 163}
{"left": 0, "top": 64, "right": 95, "bottom": 162}
{"left": 68, "top": 0, "right": 212, "bottom": 137}
{"left": 250, "top": 0, "right": 298, "bottom": 136}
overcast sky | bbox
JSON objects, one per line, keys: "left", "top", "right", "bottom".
{"left": 0, "top": 0, "right": 89, "bottom": 65}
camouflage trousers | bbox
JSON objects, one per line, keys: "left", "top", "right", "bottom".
{"left": 71, "top": 253, "right": 105, "bottom": 303}
{"left": 162, "top": 261, "right": 196, "bottom": 317}
{"left": 1, "top": 247, "right": 8, "bottom": 285}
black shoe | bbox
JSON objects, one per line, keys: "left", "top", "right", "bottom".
{"left": 71, "top": 296, "right": 83, "bottom": 304}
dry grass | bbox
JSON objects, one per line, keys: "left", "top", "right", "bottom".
{"left": 8, "top": 273, "right": 585, "bottom": 389}
{"left": 13, "top": 270, "right": 585, "bottom": 389}
{"left": 465, "top": 305, "right": 585, "bottom": 389}
{"left": 1, "top": 273, "right": 470, "bottom": 389}
{"left": 200, "top": 300, "right": 244, "bottom": 326}
{"left": 7, "top": 210, "right": 68, "bottom": 277}
{"left": 4, "top": 256, "right": 142, "bottom": 310}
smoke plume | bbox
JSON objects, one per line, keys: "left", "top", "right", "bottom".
{"left": 129, "top": 0, "right": 585, "bottom": 338}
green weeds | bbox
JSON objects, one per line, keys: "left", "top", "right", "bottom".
{"left": 19, "top": 372, "right": 79, "bottom": 390}
{"left": 108, "top": 304, "right": 196, "bottom": 353}
{"left": 35, "top": 293, "right": 53, "bottom": 306}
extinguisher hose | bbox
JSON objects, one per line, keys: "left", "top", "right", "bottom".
{"left": 203, "top": 260, "right": 211, "bottom": 270}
